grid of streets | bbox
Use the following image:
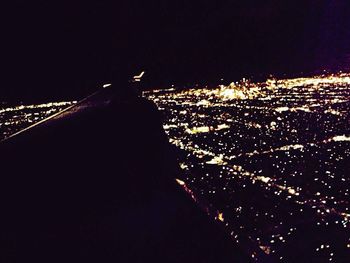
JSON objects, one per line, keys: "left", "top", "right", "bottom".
{"left": 143, "top": 72, "right": 350, "bottom": 262}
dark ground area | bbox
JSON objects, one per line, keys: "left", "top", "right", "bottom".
{"left": 0, "top": 88, "right": 249, "bottom": 262}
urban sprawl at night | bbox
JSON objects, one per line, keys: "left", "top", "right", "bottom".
{"left": 144, "top": 72, "right": 350, "bottom": 262}
{"left": 1, "top": 72, "right": 349, "bottom": 262}
{"left": 0, "top": 101, "right": 76, "bottom": 141}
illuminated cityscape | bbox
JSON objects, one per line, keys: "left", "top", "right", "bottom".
{"left": 1, "top": 71, "right": 349, "bottom": 261}
{"left": 0, "top": 101, "right": 76, "bottom": 141}
{"left": 144, "top": 72, "right": 350, "bottom": 262}
{"left": 3, "top": 0, "right": 350, "bottom": 261}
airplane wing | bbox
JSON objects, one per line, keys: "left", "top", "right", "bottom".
{"left": 0, "top": 86, "right": 254, "bottom": 263}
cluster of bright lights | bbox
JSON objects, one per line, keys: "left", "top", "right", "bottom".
{"left": 0, "top": 101, "right": 77, "bottom": 141}
{"left": 144, "top": 72, "right": 350, "bottom": 262}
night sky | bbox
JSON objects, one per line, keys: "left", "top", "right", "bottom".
{"left": 3, "top": 0, "right": 350, "bottom": 101}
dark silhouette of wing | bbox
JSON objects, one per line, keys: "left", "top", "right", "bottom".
{"left": 0, "top": 86, "right": 250, "bottom": 262}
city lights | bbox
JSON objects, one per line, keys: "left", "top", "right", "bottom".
{"left": 144, "top": 72, "right": 350, "bottom": 262}
{"left": 0, "top": 101, "right": 77, "bottom": 141}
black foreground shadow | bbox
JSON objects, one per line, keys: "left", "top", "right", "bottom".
{"left": 0, "top": 87, "right": 250, "bottom": 262}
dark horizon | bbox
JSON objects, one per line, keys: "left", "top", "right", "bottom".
{"left": 3, "top": 0, "right": 350, "bottom": 102}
